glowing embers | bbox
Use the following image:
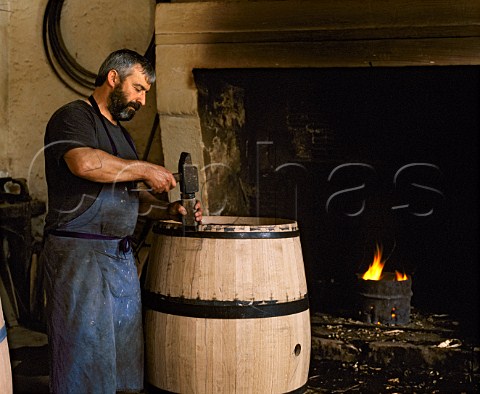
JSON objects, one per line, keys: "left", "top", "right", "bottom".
{"left": 357, "top": 244, "right": 412, "bottom": 325}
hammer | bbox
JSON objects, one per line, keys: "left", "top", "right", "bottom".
{"left": 174, "top": 152, "right": 199, "bottom": 230}
{"left": 131, "top": 152, "right": 199, "bottom": 228}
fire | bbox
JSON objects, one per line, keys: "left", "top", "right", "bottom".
{"left": 362, "top": 244, "right": 408, "bottom": 281}
{"left": 395, "top": 271, "right": 408, "bottom": 281}
{"left": 362, "top": 244, "right": 385, "bottom": 280}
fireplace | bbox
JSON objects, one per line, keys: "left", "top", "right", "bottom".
{"left": 192, "top": 65, "right": 478, "bottom": 332}
{"left": 154, "top": 1, "right": 480, "bottom": 337}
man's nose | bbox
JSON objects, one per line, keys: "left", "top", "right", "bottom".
{"left": 136, "top": 91, "right": 146, "bottom": 106}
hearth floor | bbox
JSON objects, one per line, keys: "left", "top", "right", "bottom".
{"left": 5, "top": 309, "right": 479, "bottom": 393}
{"left": 307, "top": 309, "right": 479, "bottom": 393}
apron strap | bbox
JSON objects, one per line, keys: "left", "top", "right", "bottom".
{"left": 88, "top": 95, "right": 119, "bottom": 156}
{"left": 48, "top": 229, "right": 136, "bottom": 253}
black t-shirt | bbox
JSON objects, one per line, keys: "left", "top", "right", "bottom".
{"left": 44, "top": 100, "right": 138, "bottom": 231}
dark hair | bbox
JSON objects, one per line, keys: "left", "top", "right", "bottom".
{"left": 94, "top": 49, "right": 155, "bottom": 87}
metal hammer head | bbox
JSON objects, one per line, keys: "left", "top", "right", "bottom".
{"left": 177, "top": 152, "right": 199, "bottom": 197}
{"left": 175, "top": 152, "right": 199, "bottom": 230}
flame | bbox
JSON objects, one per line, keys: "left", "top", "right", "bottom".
{"left": 362, "top": 244, "right": 385, "bottom": 280}
{"left": 395, "top": 270, "right": 408, "bottom": 281}
{"left": 361, "top": 244, "right": 409, "bottom": 281}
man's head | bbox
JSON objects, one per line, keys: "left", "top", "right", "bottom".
{"left": 95, "top": 49, "right": 156, "bottom": 121}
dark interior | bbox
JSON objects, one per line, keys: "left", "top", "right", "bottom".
{"left": 195, "top": 66, "right": 479, "bottom": 338}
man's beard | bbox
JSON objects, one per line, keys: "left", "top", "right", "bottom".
{"left": 108, "top": 83, "right": 141, "bottom": 121}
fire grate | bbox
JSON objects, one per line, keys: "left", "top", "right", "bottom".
{"left": 356, "top": 272, "right": 413, "bottom": 325}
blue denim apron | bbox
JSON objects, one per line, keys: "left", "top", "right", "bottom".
{"left": 43, "top": 183, "right": 142, "bottom": 394}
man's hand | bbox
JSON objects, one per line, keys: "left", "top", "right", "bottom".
{"left": 167, "top": 200, "right": 203, "bottom": 222}
{"left": 138, "top": 191, "right": 203, "bottom": 222}
{"left": 143, "top": 165, "right": 177, "bottom": 194}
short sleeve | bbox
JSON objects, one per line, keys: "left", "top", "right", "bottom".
{"left": 44, "top": 101, "right": 99, "bottom": 164}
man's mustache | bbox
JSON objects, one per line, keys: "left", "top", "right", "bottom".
{"left": 128, "top": 101, "right": 141, "bottom": 111}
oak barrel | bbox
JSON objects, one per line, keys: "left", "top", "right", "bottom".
{"left": 143, "top": 216, "right": 311, "bottom": 394}
{"left": 0, "top": 297, "right": 13, "bottom": 394}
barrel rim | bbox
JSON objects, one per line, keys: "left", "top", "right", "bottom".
{"left": 153, "top": 216, "right": 299, "bottom": 237}
{"left": 153, "top": 226, "right": 300, "bottom": 239}
{"left": 154, "top": 215, "right": 299, "bottom": 229}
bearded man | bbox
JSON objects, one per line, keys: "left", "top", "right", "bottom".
{"left": 42, "top": 49, "right": 202, "bottom": 394}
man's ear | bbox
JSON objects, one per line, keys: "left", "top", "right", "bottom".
{"left": 106, "top": 69, "right": 119, "bottom": 88}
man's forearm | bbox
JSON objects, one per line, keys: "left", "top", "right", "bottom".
{"left": 64, "top": 147, "right": 176, "bottom": 193}
{"left": 65, "top": 148, "right": 148, "bottom": 182}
